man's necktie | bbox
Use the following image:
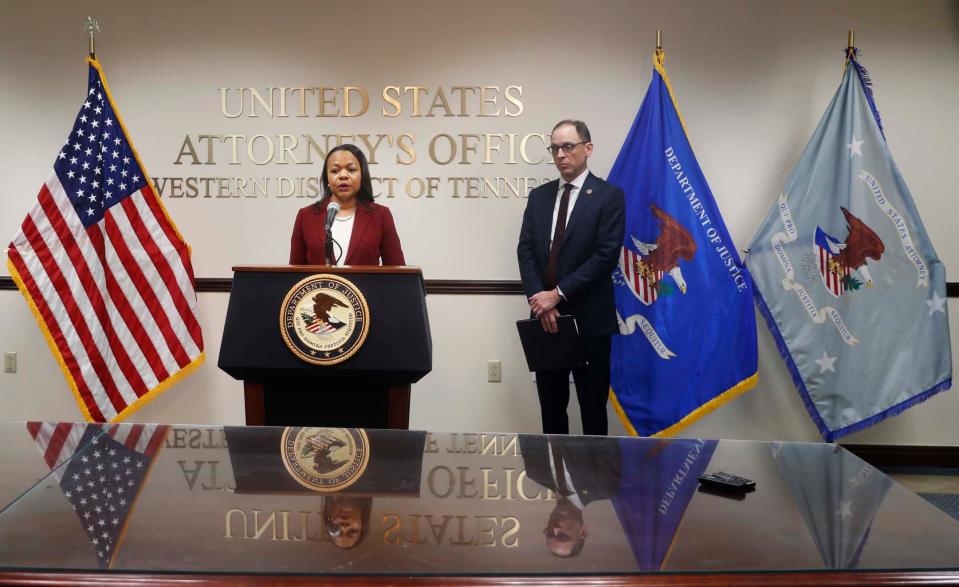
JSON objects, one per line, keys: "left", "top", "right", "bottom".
{"left": 550, "top": 441, "right": 572, "bottom": 497}
{"left": 546, "top": 183, "right": 572, "bottom": 289}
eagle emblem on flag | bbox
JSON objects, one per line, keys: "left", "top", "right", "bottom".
{"left": 619, "top": 204, "right": 697, "bottom": 306}
{"left": 814, "top": 206, "right": 885, "bottom": 298}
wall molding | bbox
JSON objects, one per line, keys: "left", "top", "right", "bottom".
{"left": 0, "top": 276, "right": 527, "bottom": 295}
{"left": 842, "top": 444, "right": 959, "bottom": 469}
{"left": 1, "top": 276, "right": 956, "bottom": 297}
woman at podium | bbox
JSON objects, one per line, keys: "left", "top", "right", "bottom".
{"left": 290, "top": 144, "right": 406, "bottom": 266}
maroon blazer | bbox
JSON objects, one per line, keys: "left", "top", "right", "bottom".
{"left": 290, "top": 201, "right": 406, "bottom": 266}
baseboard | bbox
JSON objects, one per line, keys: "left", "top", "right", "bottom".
{"left": 842, "top": 443, "right": 959, "bottom": 469}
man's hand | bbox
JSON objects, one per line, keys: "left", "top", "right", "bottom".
{"left": 529, "top": 288, "right": 561, "bottom": 317}
{"left": 539, "top": 307, "right": 561, "bottom": 333}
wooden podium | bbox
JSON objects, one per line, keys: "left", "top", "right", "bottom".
{"left": 217, "top": 266, "right": 432, "bottom": 429}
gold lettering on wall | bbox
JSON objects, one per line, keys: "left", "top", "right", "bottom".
{"left": 168, "top": 85, "right": 553, "bottom": 202}
{"left": 215, "top": 86, "right": 524, "bottom": 120}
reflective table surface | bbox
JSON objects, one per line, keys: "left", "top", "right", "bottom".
{"left": 0, "top": 422, "right": 957, "bottom": 579}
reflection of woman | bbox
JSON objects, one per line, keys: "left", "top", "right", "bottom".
{"left": 323, "top": 496, "right": 372, "bottom": 549}
{"left": 290, "top": 144, "right": 405, "bottom": 266}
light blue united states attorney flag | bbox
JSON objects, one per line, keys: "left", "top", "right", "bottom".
{"left": 609, "top": 51, "right": 758, "bottom": 437}
{"left": 746, "top": 49, "right": 951, "bottom": 441}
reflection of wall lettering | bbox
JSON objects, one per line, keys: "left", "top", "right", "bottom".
{"left": 224, "top": 509, "right": 322, "bottom": 541}
{"left": 424, "top": 432, "right": 520, "bottom": 456}
{"left": 152, "top": 84, "right": 553, "bottom": 201}
{"left": 165, "top": 428, "right": 228, "bottom": 449}
{"left": 382, "top": 513, "right": 519, "bottom": 548}
{"left": 178, "top": 460, "right": 234, "bottom": 492}
{"left": 427, "top": 466, "right": 550, "bottom": 501}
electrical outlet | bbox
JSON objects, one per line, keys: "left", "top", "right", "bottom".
{"left": 3, "top": 352, "right": 16, "bottom": 374}
{"left": 487, "top": 360, "right": 501, "bottom": 383}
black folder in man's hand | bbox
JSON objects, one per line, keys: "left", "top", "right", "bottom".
{"left": 516, "top": 316, "right": 587, "bottom": 372}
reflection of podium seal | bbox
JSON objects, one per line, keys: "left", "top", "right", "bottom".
{"left": 279, "top": 274, "right": 370, "bottom": 365}
{"left": 281, "top": 427, "right": 370, "bottom": 492}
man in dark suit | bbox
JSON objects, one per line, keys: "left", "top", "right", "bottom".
{"left": 517, "top": 120, "right": 626, "bottom": 436}
{"left": 519, "top": 434, "right": 621, "bottom": 557}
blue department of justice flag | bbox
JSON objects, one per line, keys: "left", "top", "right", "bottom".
{"left": 609, "top": 51, "right": 758, "bottom": 437}
{"left": 746, "top": 49, "right": 952, "bottom": 441}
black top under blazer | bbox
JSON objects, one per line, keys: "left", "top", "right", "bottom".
{"left": 517, "top": 172, "right": 626, "bottom": 337}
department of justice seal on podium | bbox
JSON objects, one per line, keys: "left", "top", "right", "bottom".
{"left": 279, "top": 274, "right": 370, "bottom": 366}
{"left": 280, "top": 427, "right": 370, "bottom": 492}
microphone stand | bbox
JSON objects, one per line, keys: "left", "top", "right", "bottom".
{"left": 325, "top": 227, "right": 336, "bottom": 266}
{"left": 323, "top": 200, "right": 341, "bottom": 266}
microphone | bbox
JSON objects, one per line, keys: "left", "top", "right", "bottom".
{"left": 324, "top": 200, "right": 340, "bottom": 265}
{"left": 324, "top": 200, "right": 341, "bottom": 233}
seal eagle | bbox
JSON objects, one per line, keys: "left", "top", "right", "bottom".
{"left": 631, "top": 204, "right": 697, "bottom": 293}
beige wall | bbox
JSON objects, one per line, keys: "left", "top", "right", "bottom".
{"left": 1, "top": 0, "right": 957, "bottom": 443}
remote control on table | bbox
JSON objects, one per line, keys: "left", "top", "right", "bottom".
{"left": 697, "top": 471, "right": 756, "bottom": 493}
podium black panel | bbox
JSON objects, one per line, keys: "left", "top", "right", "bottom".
{"left": 217, "top": 266, "right": 432, "bottom": 428}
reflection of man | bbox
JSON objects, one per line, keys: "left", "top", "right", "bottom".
{"left": 517, "top": 120, "right": 626, "bottom": 435}
{"left": 520, "top": 434, "right": 621, "bottom": 557}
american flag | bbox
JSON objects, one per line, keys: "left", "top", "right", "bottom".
{"left": 26, "top": 421, "right": 169, "bottom": 568}
{"left": 6, "top": 59, "right": 203, "bottom": 422}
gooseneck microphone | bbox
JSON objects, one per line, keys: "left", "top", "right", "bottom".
{"left": 324, "top": 201, "right": 341, "bottom": 233}
{"left": 324, "top": 200, "right": 341, "bottom": 265}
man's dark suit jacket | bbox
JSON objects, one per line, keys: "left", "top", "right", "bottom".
{"left": 519, "top": 434, "right": 621, "bottom": 506}
{"left": 517, "top": 172, "right": 626, "bottom": 337}
{"left": 290, "top": 200, "right": 406, "bottom": 265}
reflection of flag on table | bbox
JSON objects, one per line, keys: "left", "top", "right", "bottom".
{"left": 745, "top": 49, "right": 952, "bottom": 440}
{"left": 614, "top": 438, "right": 716, "bottom": 570}
{"left": 7, "top": 58, "right": 204, "bottom": 423}
{"left": 771, "top": 443, "right": 891, "bottom": 569}
{"left": 27, "top": 421, "right": 168, "bottom": 568}
{"left": 608, "top": 50, "right": 757, "bottom": 437}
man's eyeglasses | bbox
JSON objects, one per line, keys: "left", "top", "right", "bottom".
{"left": 543, "top": 527, "right": 571, "bottom": 541}
{"left": 546, "top": 141, "right": 588, "bottom": 155}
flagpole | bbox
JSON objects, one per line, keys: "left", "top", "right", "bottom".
{"left": 655, "top": 29, "right": 664, "bottom": 64}
{"left": 845, "top": 29, "right": 855, "bottom": 67}
{"left": 84, "top": 16, "right": 99, "bottom": 59}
